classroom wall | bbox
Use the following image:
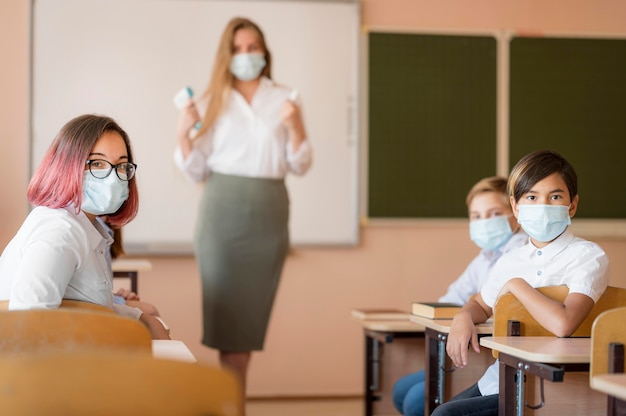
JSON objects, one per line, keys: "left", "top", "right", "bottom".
{"left": 2, "top": 0, "right": 626, "bottom": 398}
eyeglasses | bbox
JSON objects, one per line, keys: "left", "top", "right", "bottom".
{"left": 85, "top": 159, "right": 137, "bottom": 181}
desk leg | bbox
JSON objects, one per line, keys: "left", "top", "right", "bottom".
{"left": 129, "top": 271, "right": 138, "bottom": 294}
{"left": 425, "top": 328, "right": 443, "bottom": 414}
{"left": 499, "top": 357, "right": 517, "bottom": 416}
{"left": 112, "top": 271, "right": 138, "bottom": 294}
{"left": 608, "top": 342, "right": 626, "bottom": 416}
{"left": 437, "top": 333, "right": 447, "bottom": 406}
{"left": 364, "top": 333, "right": 380, "bottom": 416}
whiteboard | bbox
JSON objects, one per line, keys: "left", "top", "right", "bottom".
{"left": 31, "top": 0, "right": 360, "bottom": 253}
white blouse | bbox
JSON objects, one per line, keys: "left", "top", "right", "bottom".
{"left": 174, "top": 77, "right": 313, "bottom": 182}
{"left": 0, "top": 206, "right": 141, "bottom": 320}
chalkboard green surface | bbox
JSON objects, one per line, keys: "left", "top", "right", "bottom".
{"left": 368, "top": 32, "right": 497, "bottom": 218}
{"left": 509, "top": 36, "right": 626, "bottom": 219}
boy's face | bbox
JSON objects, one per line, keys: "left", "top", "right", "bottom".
{"left": 469, "top": 192, "right": 517, "bottom": 231}
{"left": 510, "top": 172, "right": 579, "bottom": 219}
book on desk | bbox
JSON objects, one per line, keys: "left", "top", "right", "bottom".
{"left": 411, "top": 302, "right": 462, "bottom": 319}
{"left": 351, "top": 308, "right": 410, "bottom": 321}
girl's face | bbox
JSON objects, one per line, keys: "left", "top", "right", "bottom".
{"left": 81, "top": 131, "right": 128, "bottom": 224}
{"left": 510, "top": 172, "right": 579, "bottom": 219}
{"left": 469, "top": 192, "right": 517, "bottom": 231}
{"left": 232, "top": 28, "right": 263, "bottom": 56}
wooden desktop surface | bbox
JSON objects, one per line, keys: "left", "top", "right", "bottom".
{"left": 409, "top": 314, "right": 493, "bottom": 334}
{"left": 151, "top": 340, "right": 196, "bottom": 363}
{"left": 480, "top": 336, "right": 590, "bottom": 364}
{"left": 362, "top": 319, "right": 425, "bottom": 332}
{"left": 591, "top": 374, "right": 626, "bottom": 401}
{"left": 111, "top": 258, "right": 152, "bottom": 294}
{"left": 112, "top": 258, "right": 152, "bottom": 272}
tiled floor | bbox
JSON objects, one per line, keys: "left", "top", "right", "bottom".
{"left": 246, "top": 397, "right": 363, "bottom": 416}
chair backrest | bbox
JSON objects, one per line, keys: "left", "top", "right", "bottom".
{"left": 0, "top": 299, "right": 114, "bottom": 313}
{"left": 492, "top": 285, "right": 626, "bottom": 357}
{"left": 494, "top": 285, "right": 626, "bottom": 337}
{"left": 0, "top": 308, "right": 152, "bottom": 355}
{"left": 0, "top": 352, "right": 242, "bottom": 416}
{"left": 590, "top": 306, "right": 626, "bottom": 379}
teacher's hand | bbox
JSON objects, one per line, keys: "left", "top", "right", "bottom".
{"left": 177, "top": 103, "right": 201, "bottom": 140}
{"left": 280, "top": 99, "right": 301, "bottom": 131}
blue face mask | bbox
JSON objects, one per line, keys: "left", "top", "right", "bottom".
{"left": 517, "top": 204, "right": 571, "bottom": 243}
{"left": 230, "top": 53, "right": 266, "bottom": 81}
{"left": 81, "top": 171, "right": 129, "bottom": 216}
{"left": 469, "top": 215, "right": 513, "bottom": 252}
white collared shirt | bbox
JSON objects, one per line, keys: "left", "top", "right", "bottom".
{"left": 0, "top": 206, "right": 141, "bottom": 319}
{"left": 439, "top": 231, "right": 528, "bottom": 304}
{"left": 174, "top": 77, "right": 313, "bottom": 182}
{"left": 477, "top": 228, "right": 609, "bottom": 395}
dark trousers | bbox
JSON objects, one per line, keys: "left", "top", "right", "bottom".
{"left": 430, "top": 383, "right": 498, "bottom": 416}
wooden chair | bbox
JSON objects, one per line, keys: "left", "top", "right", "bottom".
{"left": 590, "top": 306, "right": 626, "bottom": 415}
{"left": 492, "top": 285, "right": 626, "bottom": 415}
{"left": 0, "top": 308, "right": 152, "bottom": 355}
{"left": 0, "top": 352, "right": 242, "bottom": 416}
{"left": 493, "top": 285, "right": 626, "bottom": 343}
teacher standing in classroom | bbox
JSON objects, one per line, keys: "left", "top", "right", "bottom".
{"left": 174, "top": 17, "right": 312, "bottom": 395}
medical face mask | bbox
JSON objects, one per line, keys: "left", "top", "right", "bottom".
{"left": 469, "top": 215, "right": 513, "bottom": 252}
{"left": 230, "top": 53, "right": 266, "bottom": 81}
{"left": 81, "top": 171, "right": 129, "bottom": 216}
{"left": 517, "top": 204, "right": 571, "bottom": 243}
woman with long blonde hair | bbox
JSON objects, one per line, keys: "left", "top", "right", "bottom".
{"left": 174, "top": 17, "right": 312, "bottom": 399}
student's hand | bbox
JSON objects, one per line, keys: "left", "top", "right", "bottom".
{"left": 446, "top": 311, "right": 479, "bottom": 368}
{"left": 176, "top": 102, "right": 201, "bottom": 140}
{"left": 115, "top": 288, "right": 140, "bottom": 301}
{"left": 140, "top": 313, "right": 171, "bottom": 340}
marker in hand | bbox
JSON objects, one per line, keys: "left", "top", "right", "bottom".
{"left": 288, "top": 88, "right": 299, "bottom": 103}
{"left": 173, "top": 86, "right": 202, "bottom": 130}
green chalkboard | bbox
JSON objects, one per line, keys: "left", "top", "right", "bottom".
{"left": 509, "top": 36, "right": 626, "bottom": 218}
{"left": 368, "top": 32, "right": 497, "bottom": 218}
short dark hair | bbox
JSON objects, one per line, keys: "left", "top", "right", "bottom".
{"left": 508, "top": 150, "right": 577, "bottom": 203}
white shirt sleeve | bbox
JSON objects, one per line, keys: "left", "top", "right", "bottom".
{"left": 286, "top": 139, "right": 313, "bottom": 176}
{"left": 173, "top": 142, "right": 212, "bottom": 184}
{"left": 112, "top": 303, "right": 143, "bottom": 320}
{"left": 9, "top": 218, "right": 86, "bottom": 310}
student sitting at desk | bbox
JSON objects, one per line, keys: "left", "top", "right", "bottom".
{"left": 0, "top": 114, "right": 169, "bottom": 340}
{"left": 392, "top": 176, "right": 527, "bottom": 416}
{"left": 432, "top": 150, "right": 609, "bottom": 416}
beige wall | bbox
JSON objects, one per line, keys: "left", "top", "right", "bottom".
{"left": 2, "top": 0, "right": 626, "bottom": 398}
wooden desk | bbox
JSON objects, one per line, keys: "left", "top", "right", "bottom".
{"left": 112, "top": 258, "right": 152, "bottom": 294}
{"left": 357, "top": 319, "right": 425, "bottom": 416}
{"left": 592, "top": 374, "right": 626, "bottom": 402}
{"left": 410, "top": 315, "right": 494, "bottom": 414}
{"left": 480, "top": 336, "right": 591, "bottom": 416}
{"left": 151, "top": 340, "right": 196, "bottom": 363}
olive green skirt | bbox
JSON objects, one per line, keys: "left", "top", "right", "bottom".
{"left": 194, "top": 173, "right": 289, "bottom": 352}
